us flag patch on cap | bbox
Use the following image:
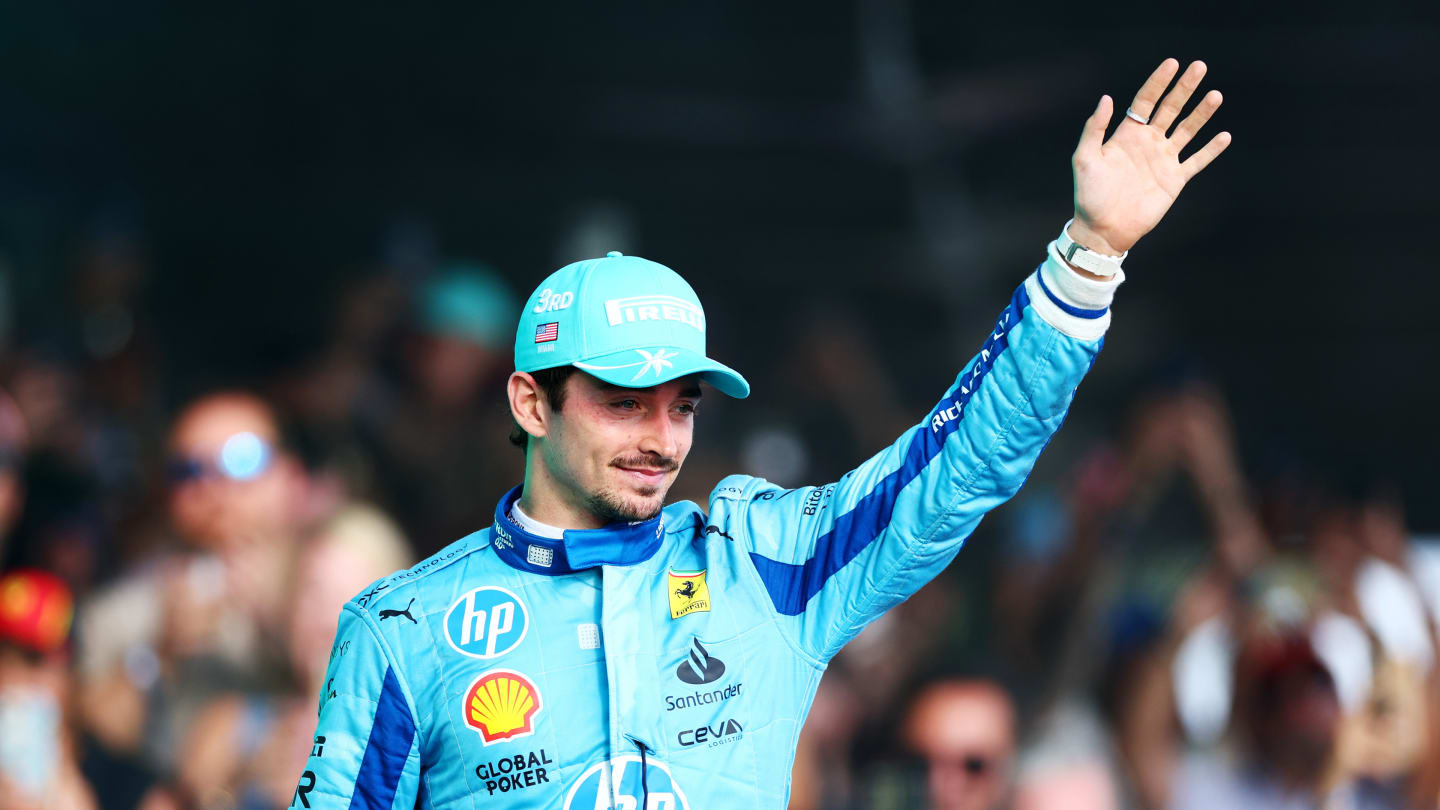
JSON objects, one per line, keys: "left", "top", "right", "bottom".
{"left": 534, "top": 322, "right": 559, "bottom": 343}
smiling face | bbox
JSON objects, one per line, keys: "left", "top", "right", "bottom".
{"left": 512, "top": 370, "right": 701, "bottom": 527}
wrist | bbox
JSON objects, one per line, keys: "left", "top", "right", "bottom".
{"left": 1066, "top": 219, "right": 1127, "bottom": 258}
{"left": 1058, "top": 219, "right": 1127, "bottom": 280}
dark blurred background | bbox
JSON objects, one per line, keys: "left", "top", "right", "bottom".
{"left": 4, "top": 2, "right": 1438, "bottom": 513}
{"left": 1, "top": 3, "right": 1439, "bottom": 810}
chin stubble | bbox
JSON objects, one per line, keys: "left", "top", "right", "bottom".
{"left": 585, "top": 488, "right": 664, "bottom": 523}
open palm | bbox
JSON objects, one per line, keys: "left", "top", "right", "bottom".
{"left": 1071, "top": 59, "right": 1232, "bottom": 256}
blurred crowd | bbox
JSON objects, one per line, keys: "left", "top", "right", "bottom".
{"left": 789, "top": 384, "right": 1440, "bottom": 810}
{"left": 1, "top": 224, "right": 1438, "bottom": 810}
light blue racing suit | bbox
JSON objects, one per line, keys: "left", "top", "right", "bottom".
{"left": 293, "top": 246, "right": 1120, "bottom": 809}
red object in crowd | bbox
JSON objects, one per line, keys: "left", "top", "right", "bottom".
{"left": 0, "top": 568, "right": 74, "bottom": 653}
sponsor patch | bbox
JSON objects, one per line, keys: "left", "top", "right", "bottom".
{"left": 444, "top": 586, "right": 529, "bottom": 659}
{"left": 668, "top": 569, "right": 710, "bottom": 619}
{"left": 563, "top": 756, "right": 690, "bottom": 810}
{"left": 677, "top": 718, "right": 744, "bottom": 748}
{"left": 675, "top": 637, "right": 725, "bottom": 685}
{"left": 532, "top": 288, "right": 574, "bottom": 314}
{"left": 378, "top": 597, "right": 417, "bottom": 624}
{"left": 474, "top": 749, "right": 554, "bottom": 796}
{"left": 603, "top": 294, "right": 705, "bottom": 332}
{"left": 463, "top": 669, "right": 543, "bottom": 745}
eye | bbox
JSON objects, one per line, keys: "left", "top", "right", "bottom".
{"left": 613, "top": 399, "right": 640, "bottom": 410}
{"left": 674, "top": 402, "right": 698, "bottom": 416}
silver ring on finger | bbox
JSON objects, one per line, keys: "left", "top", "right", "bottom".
{"left": 1125, "top": 107, "right": 1150, "bottom": 125}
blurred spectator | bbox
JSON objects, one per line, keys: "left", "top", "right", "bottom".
{"left": 1167, "top": 630, "right": 1353, "bottom": 810}
{"left": 0, "top": 391, "right": 27, "bottom": 563}
{"left": 368, "top": 264, "right": 522, "bottom": 552}
{"left": 0, "top": 569, "right": 97, "bottom": 810}
{"left": 1013, "top": 704, "right": 1124, "bottom": 810}
{"left": 175, "top": 503, "right": 412, "bottom": 810}
{"left": 901, "top": 679, "right": 1016, "bottom": 810}
{"left": 75, "top": 391, "right": 312, "bottom": 772}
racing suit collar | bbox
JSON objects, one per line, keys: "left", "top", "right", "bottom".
{"left": 489, "top": 485, "right": 664, "bottom": 575}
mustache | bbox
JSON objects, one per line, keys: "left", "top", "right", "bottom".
{"left": 610, "top": 456, "right": 679, "bottom": 473}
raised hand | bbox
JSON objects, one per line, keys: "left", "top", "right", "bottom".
{"left": 1068, "top": 59, "right": 1231, "bottom": 257}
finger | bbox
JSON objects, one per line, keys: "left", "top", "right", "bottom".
{"left": 1171, "top": 89, "right": 1223, "bottom": 151}
{"left": 1150, "top": 60, "right": 1207, "bottom": 132}
{"left": 1127, "top": 58, "right": 1180, "bottom": 121}
{"left": 1075, "top": 94, "right": 1113, "bottom": 160}
{"left": 1181, "top": 131, "right": 1232, "bottom": 179}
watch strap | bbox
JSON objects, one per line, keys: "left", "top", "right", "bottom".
{"left": 1057, "top": 219, "right": 1126, "bottom": 277}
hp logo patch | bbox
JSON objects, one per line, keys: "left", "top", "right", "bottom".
{"left": 444, "top": 586, "right": 529, "bottom": 660}
{"left": 563, "top": 756, "right": 689, "bottom": 810}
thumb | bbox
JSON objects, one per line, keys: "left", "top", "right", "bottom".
{"left": 1075, "top": 94, "right": 1111, "bottom": 161}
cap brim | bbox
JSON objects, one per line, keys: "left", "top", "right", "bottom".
{"left": 571, "top": 346, "right": 750, "bottom": 399}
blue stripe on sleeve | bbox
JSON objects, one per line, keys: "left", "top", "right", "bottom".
{"left": 349, "top": 667, "right": 415, "bottom": 810}
{"left": 748, "top": 283, "right": 1029, "bottom": 616}
{"left": 1034, "top": 264, "right": 1108, "bottom": 319}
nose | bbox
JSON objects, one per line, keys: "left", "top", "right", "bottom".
{"left": 636, "top": 406, "right": 678, "bottom": 459}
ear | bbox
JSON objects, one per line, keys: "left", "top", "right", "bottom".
{"left": 508, "top": 371, "right": 550, "bottom": 441}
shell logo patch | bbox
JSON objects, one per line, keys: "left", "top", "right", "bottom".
{"left": 668, "top": 569, "right": 710, "bottom": 619}
{"left": 463, "top": 669, "right": 543, "bottom": 745}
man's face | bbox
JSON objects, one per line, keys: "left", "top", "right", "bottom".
{"left": 538, "top": 373, "right": 701, "bottom": 523}
{"left": 904, "top": 683, "right": 1016, "bottom": 810}
{"left": 166, "top": 395, "right": 298, "bottom": 550}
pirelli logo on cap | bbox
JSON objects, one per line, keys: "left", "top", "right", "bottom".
{"left": 604, "top": 295, "right": 705, "bottom": 333}
{"left": 668, "top": 569, "right": 710, "bottom": 619}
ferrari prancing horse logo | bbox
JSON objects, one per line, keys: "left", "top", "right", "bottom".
{"left": 668, "top": 569, "right": 710, "bottom": 619}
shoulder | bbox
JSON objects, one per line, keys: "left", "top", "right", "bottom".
{"left": 709, "top": 474, "right": 773, "bottom": 504}
{"left": 708, "top": 473, "right": 830, "bottom": 517}
{"left": 661, "top": 499, "right": 708, "bottom": 537}
{"left": 705, "top": 474, "right": 797, "bottom": 519}
{"left": 346, "top": 529, "right": 492, "bottom": 615}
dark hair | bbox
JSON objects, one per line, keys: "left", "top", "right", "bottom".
{"left": 508, "top": 366, "right": 577, "bottom": 451}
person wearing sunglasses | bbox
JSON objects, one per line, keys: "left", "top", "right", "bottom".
{"left": 75, "top": 392, "right": 310, "bottom": 775}
{"left": 904, "top": 679, "right": 1017, "bottom": 810}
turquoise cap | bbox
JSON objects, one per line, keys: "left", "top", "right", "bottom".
{"left": 421, "top": 265, "right": 517, "bottom": 349}
{"left": 514, "top": 252, "right": 749, "bottom": 398}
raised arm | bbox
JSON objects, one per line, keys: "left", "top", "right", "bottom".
{"left": 714, "top": 60, "right": 1230, "bottom": 662}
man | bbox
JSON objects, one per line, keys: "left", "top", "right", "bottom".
{"left": 902, "top": 679, "right": 1017, "bottom": 810}
{"left": 77, "top": 392, "right": 310, "bottom": 767}
{"left": 297, "top": 59, "right": 1229, "bottom": 808}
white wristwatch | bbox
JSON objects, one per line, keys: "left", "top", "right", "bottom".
{"left": 1057, "top": 219, "right": 1126, "bottom": 277}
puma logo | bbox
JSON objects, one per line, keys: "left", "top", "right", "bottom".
{"left": 379, "top": 597, "right": 417, "bottom": 624}
{"left": 703, "top": 525, "right": 735, "bottom": 542}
